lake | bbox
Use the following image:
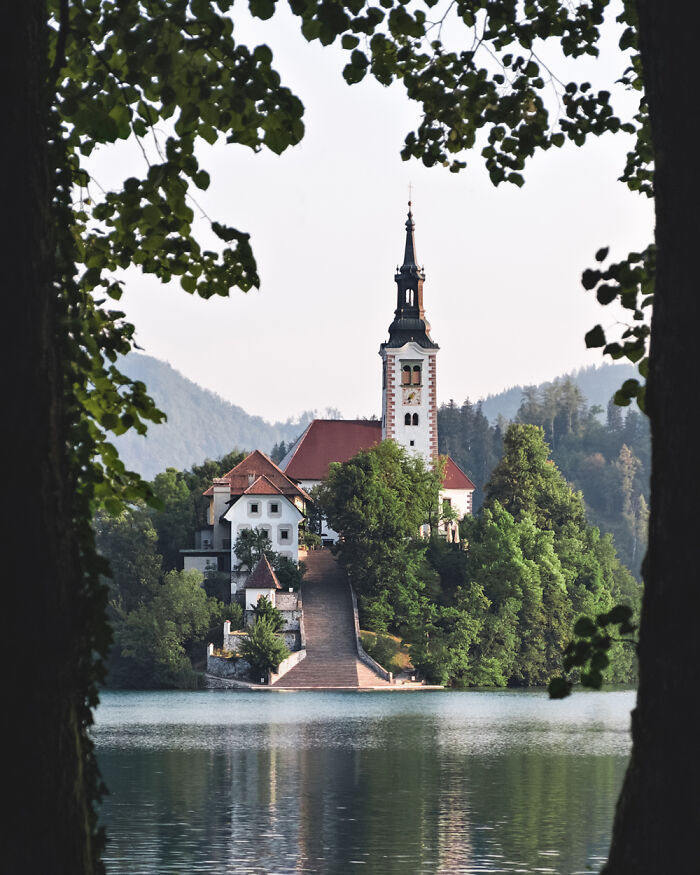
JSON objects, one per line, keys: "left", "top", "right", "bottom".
{"left": 93, "top": 689, "right": 633, "bottom": 874}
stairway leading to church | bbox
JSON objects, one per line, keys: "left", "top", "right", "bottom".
{"left": 272, "top": 549, "right": 392, "bottom": 689}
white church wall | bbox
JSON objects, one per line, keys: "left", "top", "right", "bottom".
{"left": 443, "top": 488, "right": 473, "bottom": 521}
{"left": 382, "top": 341, "right": 438, "bottom": 465}
{"left": 224, "top": 496, "right": 304, "bottom": 594}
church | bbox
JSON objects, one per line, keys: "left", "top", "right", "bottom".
{"left": 183, "top": 203, "right": 475, "bottom": 590}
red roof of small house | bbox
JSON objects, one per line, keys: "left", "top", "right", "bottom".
{"left": 442, "top": 456, "right": 476, "bottom": 491}
{"left": 244, "top": 555, "right": 282, "bottom": 590}
{"left": 203, "top": 450, "right": 310, "bottom": 501}
{"left": 282, "top": 420, "right": 383, "bottom": 480}
{"left": 243, "top": 475, "right": 284, "bottom": 496}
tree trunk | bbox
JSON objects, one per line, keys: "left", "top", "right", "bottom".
{"left": 2, "top": 4, "right": 103, "bottom": 871}
{"left": 604, "top": 4, "right": 700, "bottom": 871}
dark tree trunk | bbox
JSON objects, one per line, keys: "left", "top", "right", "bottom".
{"left": 2, "top": 4, "right": 102, "bottom": 871}
{"left": 605, "top": 4, "right": 700, "bottom": 872}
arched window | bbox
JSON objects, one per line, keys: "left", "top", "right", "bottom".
{"left": 412, "top": 365, "right": 421, "bottom": 385}
{"left": 402, "top": 365, "right": 411, "bottom": 385}
{"left": 412, "top": 413, "right": 419, "bottom": 426}
{"left": 404, "top": 413, "right": 411, "bottom": 425}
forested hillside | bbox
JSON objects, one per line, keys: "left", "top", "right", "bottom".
{"left": 114, "top": 354, "right": 315, "bottom": 478}
{"left": 438, "top": 377, "right": 650, "bottom": 578}
{"left": 478, "top": 362, "right": 638, "bottom": 424}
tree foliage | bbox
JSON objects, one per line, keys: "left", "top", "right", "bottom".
{"left": 253, "top": 594, "right": 286, "bottom": 632}
{"left": 109, "top": 568, "right": 227, "bottom": 687}
{"left": 239, "top": 618, "right": 290, "bottom": 674}
{"left": 317, "top": 441, "right": 442, "bottom": 631}
{"left": 318, "top": 426, "right": 639, "bottom": 687}
{"left": 441, "top": 384, "right": 651, "bottom": 576}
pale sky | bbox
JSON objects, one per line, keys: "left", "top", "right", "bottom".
{"left": 88, "top": 3, "right": 653, "bottom": 423}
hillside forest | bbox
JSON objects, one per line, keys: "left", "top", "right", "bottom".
{"left": 439, "top": 377, "right": 649, "bottom": 579}
{"left": 318, "top": 430, "right": 640, "bottom": 687}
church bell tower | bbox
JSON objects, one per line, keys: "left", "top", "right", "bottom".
{"left": 380, "top": 203, "right": 439, "bottom": 463}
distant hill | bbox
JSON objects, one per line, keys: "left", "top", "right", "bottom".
{"left": 478, "top": 362, "right": 639, "bottom": 424}
{"left": 114, "top": 354, "right": 315, "bottom": 479}
{"left": 114, "top": 354, "right": 640, "bottom": 479}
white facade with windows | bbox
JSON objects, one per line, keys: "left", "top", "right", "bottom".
{"left": 381, "top": 341, "right": 438, "bottom": 465}
{"left": 223, "top": 494, "right": 304, "bottom": 593}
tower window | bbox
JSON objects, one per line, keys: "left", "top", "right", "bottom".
{"left": 402, "top": 366, "right": 411, "bottom": 385}
{"left": 412, "top": 413, "right": 419, "bottom": 426}
{"left": 404, "top": 413, "right": 411, "bottom": 426}
{"left": 412, "top": 365, "right": 422, "bottom": 385}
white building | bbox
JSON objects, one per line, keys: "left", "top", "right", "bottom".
{"left": 187, "top": 204, "right": 475, "bottom": 579}
{"left": 182, "top": 450, "right": 310, "bottom": 594}
{"left": 280, "top": 203, "right": 474, "bottom": 541}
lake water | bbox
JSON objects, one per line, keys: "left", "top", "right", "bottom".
{"left": 93, "top": 689, "right": 634, "bottom": 874}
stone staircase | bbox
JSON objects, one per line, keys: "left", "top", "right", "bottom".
{"left": 272, "top": 549, "right": 392, "bottom": 689}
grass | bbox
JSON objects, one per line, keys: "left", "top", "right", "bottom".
{"left": 359, "top": 630, "right": 412, "bottom": 673}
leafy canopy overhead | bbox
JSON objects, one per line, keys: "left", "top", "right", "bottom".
{"left": 51, "top": 0, "right": 304, "bottom": 513}
{"left": 53, "top": 0, "right": 650, "bottom": 519}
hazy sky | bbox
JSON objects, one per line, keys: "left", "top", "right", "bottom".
{"left": 89, "top": 3, "right": 653, "bottom": 423}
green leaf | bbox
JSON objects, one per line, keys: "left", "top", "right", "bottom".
{"left": 581, "top": 269, "right": 600, "bottom": 290}
{"left": 249, "top": 0, "right": 276, "bottom": 20}
{"left": 596, "top": 284, "right": 617, "bottom": 305}
{"left": 585, "top": 325, "right": 606, "bottom": 348}
{"left": 193, "top": 170, "right": 210, "bottom": 190}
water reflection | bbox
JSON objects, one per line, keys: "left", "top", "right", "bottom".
{"left": 95, "top": 690, "right": 632, "bottom": 873}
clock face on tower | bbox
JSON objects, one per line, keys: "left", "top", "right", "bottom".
{"left": 402, "top": 387, "right": 422, "bottom": 405}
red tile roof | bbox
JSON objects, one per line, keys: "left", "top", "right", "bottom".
{"left": 281, "top": 419, "right": 475, "bottom": 492}
{"left": 282, "top": 420, "right": 383, "bottom": 480}
{"left": 203, "top": 450, "right": 310, "bottom": 501}
{"left": 243, "top": 475, "right": 284, "bottom": 496}
{"left": 442, "top": 456, "right": 476, "bottom": 491}
{"left": 244, "top": 554, "right": 282, "bottom": 590}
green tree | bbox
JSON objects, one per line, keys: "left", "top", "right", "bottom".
{"left": 253, "top": 594, "right": 285, "bottom": 632}
{"left": 273, "top": 555, "right": 305, "bottom": 590}
{"left": 317, "top": 441, "right": 441, "bottom": 630}
{"left": 149, "top": 467, "right": 192, "bottom": 570}
{"left": 94, "top": 506, "right": 162, "bottom": 615}
{"left": 111, "top": 569, "right": 224, "bottom": 688}
{"left": 239, "top": 618, "right": 290, "bottom": 675}
{"left": 484, "top": 424, "right": 587, "bottom": 536}
{"left": 437, "top": 399, "right": 502, "bottom": 509}
{"left": 184, "top": 449, "right": 246, "bottom": 528}
{"left": 233, "top": 527, "right": 275, "bottom": 571}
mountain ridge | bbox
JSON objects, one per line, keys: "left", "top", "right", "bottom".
{"left": 114, "top": 353, "right": 638, "bottom": 479}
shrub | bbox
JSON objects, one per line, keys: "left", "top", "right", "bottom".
{"left": 239, "top": 618, "right": 290, "bottom": 675}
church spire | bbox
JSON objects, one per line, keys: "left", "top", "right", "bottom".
{"left": 403, "top": 201, "right": 418, "bottom": 267}
{"left": 383, "top": 202, "right": 438, "bottom": 349}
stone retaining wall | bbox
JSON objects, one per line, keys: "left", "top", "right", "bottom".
{"left": 349, "top": 586, "right": 393, "bottom": 683}
{"left": 206, "top": 645, "right": 253, "bottom": 680}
